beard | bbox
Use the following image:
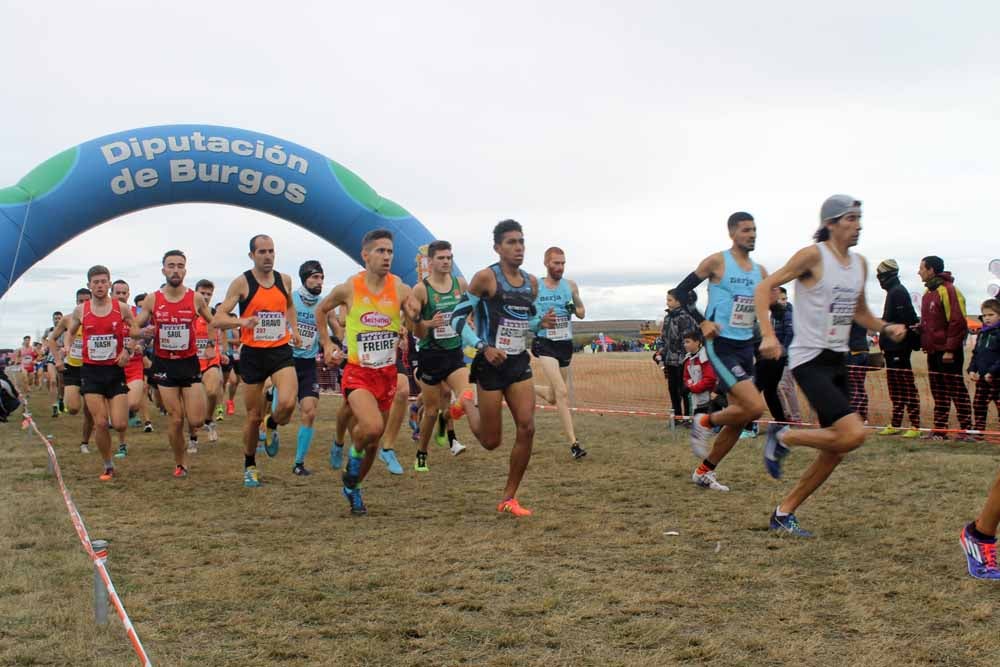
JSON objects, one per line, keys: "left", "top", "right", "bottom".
{"left": 305, "top": 284, "right": 322, "bottom": 296}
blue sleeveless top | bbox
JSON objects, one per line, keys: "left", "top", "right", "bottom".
{"left": 477, "top": 263, "right": 535, "bottom": 354}
{"left": 534, "top": 278, "right": 574, "bottom": 341}
{"left": 705, "top": 250, "right": 761, "bottom": 342}
{"left": 292, "top": 291, "right": 320, "bottom": 359}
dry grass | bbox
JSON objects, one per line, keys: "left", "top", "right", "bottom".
{"left": 3, "top": 385, "right": 1000, "bottom": 666}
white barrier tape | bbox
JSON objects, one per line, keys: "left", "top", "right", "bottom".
{"left": 25, "top": 416, "right": 153, "bottom": 666}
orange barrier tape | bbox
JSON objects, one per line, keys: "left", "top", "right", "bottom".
{"left": 23, "top": 414, "right": 152, "bottom": 666}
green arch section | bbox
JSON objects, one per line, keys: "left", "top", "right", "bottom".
{"left": 0, "top": 146, "right": 79, "bottom": 205}
{"left": 328, "top": 159, "right": 410, "bottom": 219}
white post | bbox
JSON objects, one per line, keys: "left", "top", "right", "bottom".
{"left": 91, "top": 540, "right": 109, "bottom": 625}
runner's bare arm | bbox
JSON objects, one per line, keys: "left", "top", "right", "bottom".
{"left": 48, "top": 309, "right": 77, "bottom": 367}
{"left": 569, "top": 279, "right": 586, "bottom": 319}
{"left": 317, "top": 281, "right": 350, "bottom": 357}
{"left": 408, "top": 281, "right": 432, "bottom": 339}
{"left": 754, "top": 246, "right": 821, "bottom": 359}
{"left": 193, "top": 293, "right": 215, "bottom": 332}
{"left": 282, "top": 273, "right": 302, "bottom": 347}
{"left": 212, "top": 276, "right": 251, "bottom": 330}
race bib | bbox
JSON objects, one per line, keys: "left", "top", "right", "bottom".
{"left": 547, "top": 315, "right": 571, "bottom": 341}
{"left": 729, "top": 295, "right": 756, "bottom": 329}
{"left": 159, "top": 324, "right": 190, "bottom": 352}
{"left": 87, "top": 335, "right": 117, "bottom": 362}
{"left": 826, "top": 296, "right": 855, "bottom": 348}
{"left": 433, "top": 311, "right": 457, "bottom": 340}
{"left": 298, "top": 321, "right": 318, "bottom": 349}
{"left": 496, "top": 318, "right": 528, "bottom": 354}
{"left": 253, "top": 311, "right": 286, "bottom": 342}
{"left": 196, "top": 337, "right": 210, "bottom": 359}
{"left": 357, "top": 331, "right": 398, "bottom": 368}
{"left": 69, "top": 336, "right": 83, "bottom": 361}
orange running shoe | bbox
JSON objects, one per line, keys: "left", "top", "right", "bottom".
{"left": 226, "top": 399, "right": 236, "bottom": 416}
{"left": 173, "top": 465, "right": 188, "bottom": 478}
{"left": 99, "top": 468, "right": 115, "bottom": 482}
{"left": 497, "top": 497, "right": 533, "bottom": 517}
{"left": 449, "top": 389, "right": 474, "bottom": 420}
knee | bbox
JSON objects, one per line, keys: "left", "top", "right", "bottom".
{"left": 515, "top": 419, "right": 535, "bottom": 441}
{"left": 354, "top": 420, "right": 383, "bottom": 444}
{"left": 168, "top": 413, "right": 184, "bottom": 429}
{"left": 835, "top": 425, "right": 867, "bottom": 453}
{"left": 553, "top": 383, "right": 569, "bottom": 402}
{"left": 741, "top": 394, "right": 766, "bottom": 421}
{"left": 480, "top": 431, "right": 502, "bottom": 450}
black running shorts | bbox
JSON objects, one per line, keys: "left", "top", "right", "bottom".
{"left": 531, "top": 337, "right": 573, "bottom": 368}
{"left": 470, "top": 351, "right": 532, "bottom": 392}
{"left": 792, "top": 350, "right": 853, "bottom": 428}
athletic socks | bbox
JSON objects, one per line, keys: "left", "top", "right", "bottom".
{"left": 244, "top": 454, "right": 255, "bottom": 468}
{"left": 296, "top": 426, "right": 314, "bottom": 465}
{"left": 349, "top": 446, "right": 364, "bottom": 460}
{"left": 775, "top": 505, "right": 790, "bottom": 518}
{"left": 266, "top": 415, "right": 278, "bottom": 431}
{"left": 695, "top": 459, "right": 716, "bottom": 476}
{"left": 447, "top": 429, "right": 457, "bottom": 445}
{"left": 437, "top": 413, "right": 447, "bottom": 437}
{"left": 969, "top": 523, "right": 996, "bottom": 543}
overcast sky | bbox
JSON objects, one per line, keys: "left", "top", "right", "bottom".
{"left": 2, "top": 1, "right": 998, "bottom": 344}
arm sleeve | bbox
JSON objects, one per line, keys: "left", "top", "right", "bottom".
{"left": 674, "top": 273, "right": 706, "bottom": 323}
{"left": 451, "top": 293, "right": 483, "bottom": 348}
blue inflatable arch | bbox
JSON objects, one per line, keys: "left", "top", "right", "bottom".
{"left": 0, "top": 124, "right": 446, "bottom": 299}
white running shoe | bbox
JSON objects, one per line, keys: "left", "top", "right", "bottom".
{"left": 80, "top": 443, "right": 90, "bottom": 454}
{"left": 450, "top": 439, "right": 466, "bottom": 456}
{"left": 187, "top": 439, "right": 198, "bottom": 454}
{"left": 691, "top": 468, "right": 730, "bottom": 492}
{"left": 689, "top": 415, "right": 711, "bottom": 459}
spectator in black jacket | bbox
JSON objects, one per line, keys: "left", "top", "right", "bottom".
{"left": 876, "top": 259, "right": 921, "bottom": 436}
{"left": 772, "top": 287, "right": 801, "bottom": 422}
{"left": 969, "top": 299, "right": 1000, "bottom": 433}
{"left": 658, "top": 289, "right": 699, "bottom": 423}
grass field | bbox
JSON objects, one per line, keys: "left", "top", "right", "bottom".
{"left": 3, "top": 387, "right": 1000, "bottom": 666}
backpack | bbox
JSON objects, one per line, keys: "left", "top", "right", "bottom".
{"left": 0, "top": 369, "right": 23, "bottom": 422}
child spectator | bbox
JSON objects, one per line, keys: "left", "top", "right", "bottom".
{"left": 682, "top": 331, "right": 716, "bottom": 416}
{"left": 969, "top": 299, "right": 1000, "bottom": 434}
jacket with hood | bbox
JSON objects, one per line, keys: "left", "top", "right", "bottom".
{"left": 659, "top": 306, "right": 698, "bottom": 367}
{"left": 920, "top": 271, "right": 967, "bottom": 353}
{"left": 969, "top": 322, "right": 1000, "bottom": 377}
{"left": 878, "top": 270, "right": 919, "bottom": 353}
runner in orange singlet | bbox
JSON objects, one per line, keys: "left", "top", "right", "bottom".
{"left": 213, "top": 235, "right": 301, "bottom": 488}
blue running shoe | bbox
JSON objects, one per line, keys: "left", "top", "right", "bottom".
{"left": 960, "top": 523, "right": 1000, "bottom": 579}
{"left": 264, "top": 428, "right": 280, "bottom": 458}
{"left": 243, "top": 466, "right": 261, "bottom": 488}
{"left": 764, "top": 424, "right": 790, "bottom": 479}
{"left": 258, "top": 429, "right": 266, "bottom": 442}
{"left": 769, "top": 511, "right": 813, "bottom": 538}
{"left": 379, "top": 448, "right": 404, "bottom": 475}
{"left": 342, "top": 485, "right": 367, "bottom": 516}
{"left": 343, "top": 458, "right": 363, "bottom": 489}
{"left": 330, "top": 443, "right": 344, "bottom": 470}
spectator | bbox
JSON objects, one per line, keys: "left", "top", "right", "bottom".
{"left": 918, "top": 255, "right": 973, "bottom": 439}
{"left": 968, "top": 299, "right": 1000, "bottom": 435}
{"left": 682, "top": 330, "right": 716, "bottom": 416}
{"left": 847, "top": 321, "right": 872, "bottom": 422}
{"left": 771, "top": 286, "right": 802, "bottom": 422}
{"left": 658, "top": 289, "right": 698, "bottom": 424}
{"left": 876, "top": 259, "right": 921, "bottom": 436}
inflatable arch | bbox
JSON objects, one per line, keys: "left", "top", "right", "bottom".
{"left": 0, "top": 124, "right": 447, "bottom": 300}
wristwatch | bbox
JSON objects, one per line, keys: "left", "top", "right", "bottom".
{"left": 475, "top": 340, "right": 486, "bottom": 353}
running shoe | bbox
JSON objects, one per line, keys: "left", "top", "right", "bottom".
{"left": 689, "top": 414, "right": 712, "bottom": 459}
{"left": 258, "top": 428, "right": 266, "bottom": 442}
{"left": 113, "top": 444, "right": 128, "bottom": 459}
{"left": 769, "top": 511, "right": 814, "bottom": 537}
{"left": 207, "top": 422, "right": 219, "bottom": 443}
{"left": 764, "top": 424, "right": 791, "bottom": 480}
{"left": 226, "top": 399, "right": 236, "bottom": 416}
{"left": 450, "top": 439, "right": 467, "bottom": 456}
{"left": 901, "top": 429, "right": 921, "bottom": 438}
{"left": 243, "top": 466, "right": 261, "bottom": 488}
{"left": 435, "top": 414, "right": 448, "bottom": 447}
{"left": 99, "top": 467, "right": 115, "bottom": 481}
{"left": 408, "top": 403, "right": 420, "bottom": 433}
{"left": 414, "top": 450, "right": 429, "bottom": 472}
{"left": 143, "top": 421, "right": 154, "bottom": 433}
{"left": 128, "top": 414, "right": 141, "bottom": 428}
{"left": 215, "top": 404, "right": 225, "bottom": 421}
{"left": 292, "top": 463, "right": 311, "bottom": 476}
{"left": 342, "top": 485, "right": 367, "bottom": 516}
{"left": 264, "top": 427, "right": 279, "bottom": 458}
{"left": 51, "top": 404, "right": 59, "bottom": 418}
{"left": 173, "top": 465, "right": 188, "bottom": 478}
{"left": 80, "top": 443, "right": 90, "bottom": 454}
{"left": 449, "top": 400, "right": 465, "bottom": 421}
{"left": 960, "top": 523, "right": 1000, "bottom": 579}
{"left": 343, "top": 456, "right": 363, "bottom": 489}
{"left": 691, "top": 468, "right": 730, "bottom": 492}
{"left": 58, "top": 399, "right": 66, "bottom": 414}
{"left": 187, "top": 438, "right": 198, "bottom": 454}
{"left": 330, "top": 443, "right": 344, "bottom": 470}
{"left": 435, "top": 431, "right": 448, "bottom": 448}
{"left": 878, "top": 426, "right": 899, "bottom": 436}
{"left": 379, "top": 448, "right": 404, "bottom": 475}
{"left": 570, "top": 442, "right": 587, "bottom": 459}
{"left": 497, "top": 497, "right": 533, "bottom": 517}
